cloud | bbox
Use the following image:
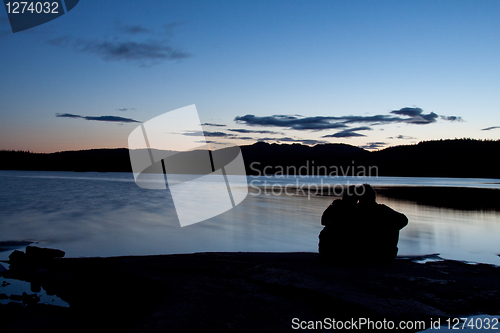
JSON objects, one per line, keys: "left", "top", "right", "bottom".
{"left": 70, "top": 39, "right": 189, "bottom": 65}
{"left": 391, "top": 107, "right": 463, "bottom": 125}
{"left": 116, "top": 108, "right": 136, "bottom": 112}
{"left": 322, "top": 132, "right": 366, "bottom": 138}
{"left": 202, "top": 123, "right": 226, "bottom": 127}
{"left": 236, "top": 107, "right": 463, "bottom": 132}
{"left": 56, "top": 113, "right": 140, "bottom": 123}
{"left": 481, "top": 126, "right": 500, "bottom": 131}
{"left": 440, "top": 115, "right": 463, "bottom": 122}
{"left": 228, "top": 128, "right": 281, "bottom": 134}
{"left": 360, "top": 142, "right": 387, "bottom": 150}
{"left": 55, "top": 113, "right": 81, "bottom": 118}
{"left": 118, "top": 25, "right": 150, "bottom": 35}
{"left": 47, "top": 23, "right": 190, "bottom": 66}
{"left": 392, "top": 134, "right": 416, "bottom": 140}
{"left": 390, "top": 107, "right": 439, "bottom": 124}
{"left": 234, "top": 114, "right": 350, "bottom": 130}
{"left": 339, "top": 115, "right": 405, "bottom": 125}
{"left": 182, "top": 131, "right": 235, "bottom": 138}
{"left": 322, "top": 126, "right": 372, "bottom": 138}
{"left": 258, "top": 137, "right": 328, "bottom": 145}
{"left": 234, "top": 113, "right": 411, "bottom": 130}
{"left": 390, "top": 107, "right": 424, "bottom": 117}
{"left": 204, "top": 131, "right": 234, "bottom": 137}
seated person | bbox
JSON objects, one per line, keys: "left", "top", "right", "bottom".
{"left": 318, "top": 184, "right": 408, "bottom": 265}
{"left": 318, "top": 185, "right": 359, "bottom": 262}
{"left": 356, "top": 184, "right": 408, "bottom": 264}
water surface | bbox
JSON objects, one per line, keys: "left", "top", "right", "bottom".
{"left": 0, "top": 171, "right": 499, "bottom": 265}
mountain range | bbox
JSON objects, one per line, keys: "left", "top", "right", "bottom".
{"left": 1, "top": 139, "right": 499, "bottom": 179}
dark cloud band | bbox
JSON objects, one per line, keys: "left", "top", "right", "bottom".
{"left": 322, "top": 126, "right": 372, "bottom": 138}
{"left": 182, "top": 131, "right": 235, "bottom": 138}
{"left": 228, "top": 128, "right": 281, "bottom": 134}
{"left": 258, "top": 137, "right": 328, "bottom": 145}
{"left": 235, "top": 108, "right": 462, "bottom": 131}
{"left": 234, "top": 114, "right": 349, "bottom": 130}
{"left": 360, "top": 142, "right": 387, "bottom": 150}
{"left": 481, "top": 126, "right": 500, "bottom": 131}
{"left": 47, "top": 23, "right": 189, "bottom": 66}
{"left": 202, "top": 123, "right": 227, "bottom": 127}
{"left": 56, "top": 113, "right": 140, "bottom": 123}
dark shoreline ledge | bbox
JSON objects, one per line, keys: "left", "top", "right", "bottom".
{"left": 2, "top": 252, "right": 500, "bottom": 332}
{"left": 256, "top": 185, "right": 500, "bottom": 211}
{"left": 375, "top": 186, "right": 500, "bottom": 211}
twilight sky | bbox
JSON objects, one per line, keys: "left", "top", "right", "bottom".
{"left": 1, "top": 0, "right": 499, "bottom": 152}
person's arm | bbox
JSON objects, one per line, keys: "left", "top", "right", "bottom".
{"left": 393, "top": 211, "right": 408, "bottom": 229}
{"left": 380, "top": 204, "right": 408, "bottom": 229}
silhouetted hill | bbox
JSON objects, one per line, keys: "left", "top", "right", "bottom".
{"left": 370, "top": 139, "right": 500, "bottom": 178}
{"left": 1, "top": 139, "right": 499, "bottom": 178}
{"left": 0, "top": 148, "right": 132, "bottom": 173}
{"left": 239, "top": 139, "right": 500, "bottom": 178}
{"left": 240, "top": 142, "right": 369, "bottom": 176}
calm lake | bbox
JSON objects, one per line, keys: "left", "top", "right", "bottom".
{"left": 1, "top": 170, "right": 499, "bottom": 265}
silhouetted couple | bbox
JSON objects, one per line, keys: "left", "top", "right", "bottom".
{"left": 319, "top": 184, "right": 408, "bottom": 265}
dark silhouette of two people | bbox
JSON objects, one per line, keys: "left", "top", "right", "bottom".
{"left": 319, "top": 184, "right": 408, "bottom": 265}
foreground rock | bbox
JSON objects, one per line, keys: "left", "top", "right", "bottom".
{"left": 8, "top": 246, "right": 65, "bottom": 266}
{"left": 2, "top": 252, "right": 500, "bottom": 332}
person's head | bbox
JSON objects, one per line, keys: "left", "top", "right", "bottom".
{"left": 357, "top": 183, "right": 376, "bottom": 204}
{"left": 342, "top": 185, "right": 358, "bottom": 204}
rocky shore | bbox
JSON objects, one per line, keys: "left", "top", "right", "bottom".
{"left": 1, "top": 251, "right": 500, "bottom": 332}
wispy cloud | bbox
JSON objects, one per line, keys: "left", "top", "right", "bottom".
{"left": 481, "top": 126, "right": 500, "bottom": 131}
{"left": 228, "top": 128, "right": 282, "bottom": 134}
{"left": 72, "top": 39, "right": 189, "bottom": 64}
{"left": 235, "top": 107, "right": 463, "bottom": 131}
{"left": 440, "top": 115, "right": 463, "bottom": 122}
{"left": 56, "top": 113, "right": 141, "bottom": 123}
{"left": 388, "top": 134, "right": 416, "bottom": 140}
{"left": 322, "top": 126, "right": 372, "bottom": 138}
{"left": 360, "top": 142, "right": 387, "bottom": 150}
{"left": 234, "top": 114, "right": 349, "bottom": 130}
{"left": 202, "top": 123, "right": 226, "bottom": 127}
{"left": 182, "top": 131, "right": 236, "bottom": 138}
{"left": 390, "top": 107, "right": 438, "bottom": 124}
{"left": 47, "top": 23, "right": 190, "bottom": 66}
{"left": 258, "top": 137, "right": 328, "bottom": 145}
{"left": 118, "top": 24, "right": 150, "bottom": 35}
{"left": 391, "top": 107, "right": 463, "bottom": 124}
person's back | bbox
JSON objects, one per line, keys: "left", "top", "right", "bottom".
{"left": 357, "top": 184, "right": 408, "bottom": 264}
{"left": 318, "top": 186, "right": 359, "bottom": 262}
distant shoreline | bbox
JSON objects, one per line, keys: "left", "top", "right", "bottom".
{"left": 250, "top": 184, "right": 500, "bottom": 211}
{"left": 1, "top": 139, "right": 500, "bottom": 179}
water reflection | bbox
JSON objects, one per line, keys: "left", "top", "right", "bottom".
{"left": 0, "top": 171, "right": 499, "bottom": 265}
{"left": 378, "top": 196, "right": 500, "bottom": 265}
